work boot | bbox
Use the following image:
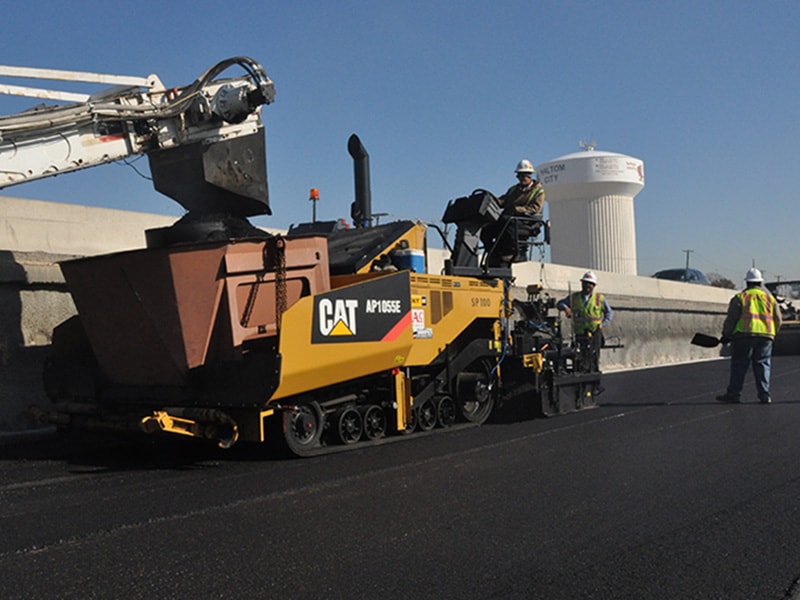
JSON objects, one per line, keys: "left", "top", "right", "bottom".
{"left": 759, "top": 395, "right": 772, "bottom": 404}
{"left": 715, "top": 393, "right": 740, "bottom": 404}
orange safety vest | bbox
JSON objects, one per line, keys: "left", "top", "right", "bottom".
{"left": 570, "top": 291, "right": 605, "bottom": 335}
{"left": 734, "top": 288, "right": 776, "bottom": 336}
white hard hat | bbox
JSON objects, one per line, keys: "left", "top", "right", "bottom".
{"left": 745, "top": 268, "right": 764, "bottom": 283}
{"left": 515, "top": 159, "right": 535, "bottom": 175}
{"left": 580, "top": 271, "right": 598, "bottom": 285}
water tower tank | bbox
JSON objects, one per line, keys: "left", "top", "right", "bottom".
{"left": 537, "top": 150, "right": 644, "bottom": 274}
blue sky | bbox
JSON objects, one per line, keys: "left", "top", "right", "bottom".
{"left": 3, "top": 0, "right": 799, "bottom": 281}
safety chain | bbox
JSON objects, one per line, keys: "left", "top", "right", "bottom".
{"left": 240, "top": 236, "right": 287, "bottom": 333}
{"left": 273, "top": 236, "right": 287, "bottom": 333}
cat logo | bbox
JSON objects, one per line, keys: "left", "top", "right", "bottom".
{"left": 318, "top": 298, "right": 358, "bottom": 336}
{"left": 311, "top": 271, "right": 412, "bottom": 344}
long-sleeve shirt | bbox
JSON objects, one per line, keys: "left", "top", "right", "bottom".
{"left": 556, "top": 292, "right": 614, "bottom": 329}
{"left": 499, "top": 181, "right": 545, "bottom": 215}
{"left": 721, "top": 287, "right": 782, "bottom": 340}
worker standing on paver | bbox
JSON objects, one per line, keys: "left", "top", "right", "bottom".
{"left": 557, "top": 271, "right": 613, "bottom": 375}
{"left": 716, "top": 268, "right": 782, "bottom": 404}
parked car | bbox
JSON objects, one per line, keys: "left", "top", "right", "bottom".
{"left": 653, "top": 268, "right": 710, "bottom": 285}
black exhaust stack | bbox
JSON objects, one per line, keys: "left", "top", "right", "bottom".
{"left": 348, "top": 134, "right": 372, "bottom": 228}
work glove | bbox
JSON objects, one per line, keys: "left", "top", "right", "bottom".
{"left": 720, "top": 335, "right": 731, "bottom": 345}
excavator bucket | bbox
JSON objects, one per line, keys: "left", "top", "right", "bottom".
{"left": 148, "top": 129, "right": 270, "bottom": 217}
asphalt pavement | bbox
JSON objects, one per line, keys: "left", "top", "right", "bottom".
{"left": 2, "top": 357, "right": 800, "bottom": 599}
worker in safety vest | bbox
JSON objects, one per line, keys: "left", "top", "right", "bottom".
{"left": 498, "top": 159, "right": 545, "bottom": 216}
{"left": 557, "top": 270, "right": 613, "bottom": 334}
{"left": 480, "top": 159, "right": 545, "bottom": 266}
{"left": 716, "top": 268, "right": 782, "bottom": 404}
{"left": 556, "top": 271, "right": 613, "bottom": 373}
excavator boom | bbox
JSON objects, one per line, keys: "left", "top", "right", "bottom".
{"left": 0, "top": 56, "right": 274, "bottom": 217}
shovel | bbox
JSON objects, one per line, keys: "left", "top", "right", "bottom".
{"left": 691, "top": 333, "right": 722, "bottom": 348}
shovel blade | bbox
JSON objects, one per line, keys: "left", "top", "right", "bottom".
{"left": 691, "top": 333, "right": 720, "bottom": 348}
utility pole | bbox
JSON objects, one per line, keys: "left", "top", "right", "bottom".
{"left": 682, "top": 249, "right": 693, "bottom": 270}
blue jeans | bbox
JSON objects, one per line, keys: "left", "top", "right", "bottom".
{"left": 727, "top": 336, "right": 773, "bottom": 400}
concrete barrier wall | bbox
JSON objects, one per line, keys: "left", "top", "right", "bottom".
{"left": 0, "top": 196, "right": 734, "bottom": 430}
{"left": 426, "top": 250, "right": 733, "bottom": 372}
{"left": 1, "top": 250, "right": 77, "bottom": 430}
{"left": 0, "top": 195, "right": 177, "bottom": 256}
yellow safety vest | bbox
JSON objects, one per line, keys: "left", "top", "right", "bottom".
{"left": 502, "top": 182, "right": 544, "bottom": 214}
{"left": 734, "top": 288, "right": 776, "bottom": 336}
{"left": 571, "top": 291, "right": 605, "bottom": 335}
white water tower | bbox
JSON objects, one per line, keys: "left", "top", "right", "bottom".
{"left": 537, "top": 148, "right": 644, "bottom": 274}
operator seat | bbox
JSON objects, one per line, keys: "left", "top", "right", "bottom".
{"left": 512, "top": 214, "right": 545, "bottom": 262}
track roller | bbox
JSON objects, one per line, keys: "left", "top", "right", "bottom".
{"left": 416, "top": 398, "right": 437, "bottom": 432}
{"left": 332, "top": 406, "right": 363, "bottom": 445}
{"left": 360, "top": 405, "right": 387, "bottom": 440}
{"left": 436, "top": 395, "right": 457, "bottom": 427}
